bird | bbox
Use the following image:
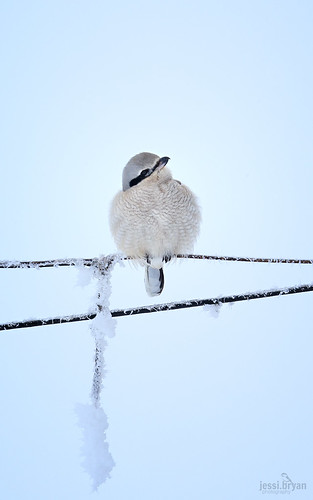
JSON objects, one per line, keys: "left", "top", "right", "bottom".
{"left": 109, "top": 152, "right": 201, "bottom": 296}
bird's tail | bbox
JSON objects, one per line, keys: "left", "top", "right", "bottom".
{"left": 144, "top": 266, "right": 164, "bottom": 296}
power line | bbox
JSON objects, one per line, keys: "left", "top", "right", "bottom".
{"left": 0, "top": 258, "right": 96, "bottom": 269}
{"left": 0, "top": 254, "right": 312, "bottom": 269}
{"left": 1, "top": 253, "right": 312, "bottom": 332}
{"left": 178, "top": 254, "right": 313, "bottom": 265}
{"left": 1, "top": 282, "right": 312, "bottom": 332}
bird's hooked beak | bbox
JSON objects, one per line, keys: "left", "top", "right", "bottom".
{"left": 153, "top": 156, "right": 170, "bottom": 173}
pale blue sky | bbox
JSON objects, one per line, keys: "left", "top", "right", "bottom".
{"left": 1, "top": 1, "right": 313, "bottom": 499}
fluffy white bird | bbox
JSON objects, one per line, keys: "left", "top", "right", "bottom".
{"left": 109, "top": 152, "right": 201, "bottom": 296}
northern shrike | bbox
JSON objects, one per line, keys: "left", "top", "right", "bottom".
{"left": 110, "top": 152, "right": 201, "bottom": 296}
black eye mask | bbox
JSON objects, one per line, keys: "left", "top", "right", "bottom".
{"left": 128, "top": 157, "right": 170, "bottom": 189}
{"left": 129, "top": 168, "right": 153, "bottom": 188}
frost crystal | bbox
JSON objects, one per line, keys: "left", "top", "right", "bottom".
{"left": 77, "top": 255, "right": 120, "bottom": 489}
{"left": 203, "top": 302, "right": 222, "bottom": 318}
{"left": 76, "top": 403, "right": 115, "bottom": 491}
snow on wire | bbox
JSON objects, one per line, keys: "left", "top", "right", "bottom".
{"left": 0, "top": 252, "right": 312, "bottom": 490}
{"left": 1, "top": 282, "right": 313, "bottom": 332}
{"left": 75, "top": 255, "right": 118, "bottom": 490}
{"left": 1, "top": 254, "right": 313, "bottom": 269}
{"left": 0, "top": 253, "right": 313, "bottom": 332}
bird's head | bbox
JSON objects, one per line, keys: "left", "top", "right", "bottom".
{"left": 122, "top": 152, "right": 170, "bottom": 191}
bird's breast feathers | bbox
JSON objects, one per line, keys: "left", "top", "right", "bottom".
{"left": 109, "top": 178, "right": 201, "bottom": 259}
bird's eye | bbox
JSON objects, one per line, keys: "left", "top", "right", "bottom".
{"left": 129, "top": 168, "right": 152, "bottom": 188}
{"left": 141, "top": 169, "right": 150, "bottom": 177}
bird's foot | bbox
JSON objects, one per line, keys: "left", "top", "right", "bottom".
{"left": 145, "top": 254, "right": 151, "bottom": 265}
{"left": 162, "top": 254, "right": 172, "bottom": 264}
